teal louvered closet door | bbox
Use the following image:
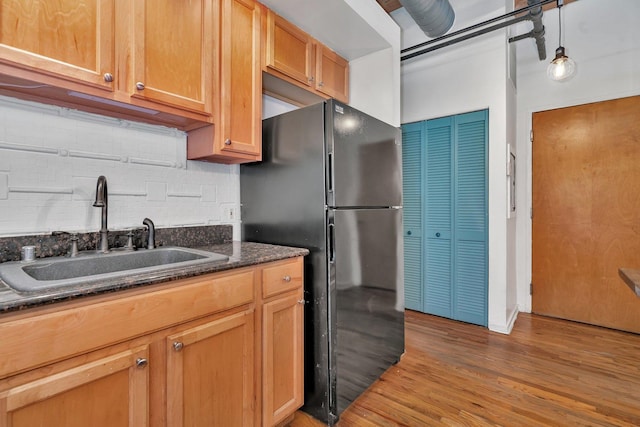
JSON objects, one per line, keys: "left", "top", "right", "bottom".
{"left": 401, "top": 110, "right": 488, "bottom": 327}
{"left": 402, "top": 122, "right": 424, "bottom": 311}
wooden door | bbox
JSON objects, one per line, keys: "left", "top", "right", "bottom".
{"left": 0, "top": 346, "right": 149, "bottom": 427}
{"left": 315, "top": 44, "right": 349, "bottom": 103}
{"left": 131, "top": 0, "right": 213, "bottom": 114}
{"left": 218, "top": 0, "right": 262, "bottom": 159}
{"left": 532, "top": 95, "right": 640, "bottom": 333}
{"left": 265, "top": 11, "right": 314, "bottom": 87}
{"left": 262, "top": 292, "right": 304, "bottom": 426}
{"left": 0, "top": 0, "right": 115, "bottom": 91}
{"left": 166, "top": 310, "right": 255, "bottom": 427}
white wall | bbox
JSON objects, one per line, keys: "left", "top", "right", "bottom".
{"left": 0, "top": 96, "right": 241, "bottom": 239}
{"left": 516, "top": 0, "right": 640, "bottom": 312}
{"left": 345, "top": 0, "right": 401, "bottom": 127}
{"left": 401, "top": 10, "right": 518, "bottom": 332}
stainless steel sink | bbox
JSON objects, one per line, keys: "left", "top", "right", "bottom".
{"left": 0, "top": 247, "right": 229, "bottom": 293}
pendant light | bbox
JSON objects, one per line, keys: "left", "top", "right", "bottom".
{"left": 547, "top": 0, "right": 576, "bottom": 81}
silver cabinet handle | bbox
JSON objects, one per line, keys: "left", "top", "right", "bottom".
{"left": 318, "top": 81, "right": 324, "bottom": 87}
{"left": 224, "top": 139, "right": 232, "bottom": 146}
{"left": 136, "top": 82, "right": 145, "bottom": 90}
{"left": 309, "top": 76, "right": 315, "bottom": 82}
{"left": 103, "top": 73, "right": 113, "bottom": 83}
{"left": 283, "top": 275, "right": 291, "bottom": 282}
{"left": 136, "top": 358, "right": 148, "bottom": 368}
{"left": 173, "top": 342, "right": 184, "bottom": 351}
{"left": 298, "top": 299, "right": 305, "bottom": 304}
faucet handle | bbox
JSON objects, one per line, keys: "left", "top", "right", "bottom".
{"left": 52, "top": 231, "right": 80, "bottom": 257}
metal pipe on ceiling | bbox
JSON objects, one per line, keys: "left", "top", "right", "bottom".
{"left": 399, "top": 0, "right": 455, "bottom": 38}
{"left": 401, "top": 0, "right": 556, "bottom": 62}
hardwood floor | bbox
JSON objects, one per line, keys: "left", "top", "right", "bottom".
{"left": 291, "top": 310, "right": 640, "bottom": 426}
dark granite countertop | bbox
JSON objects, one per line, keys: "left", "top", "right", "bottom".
{"left": 619, "top": 268, "right": 640, "bottom": 297}
{"left": 0, "top": 241, "right": 308, "bottom": 314}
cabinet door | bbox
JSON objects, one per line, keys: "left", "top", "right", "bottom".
{"left": 218, "top": 0, "right": 262, "bottom": 159}
{"left": 166, "top": 310, "right": 255, "bottom": 427}
{"left": 265, "top": 11, "right": 314, "bottom": 87}
{"left": 0, "top": 346, "right": 149, "bottom": 427}
{"left": 263, "top": 292, "right": 304, "bottom": 426}
{"left": 131, "top": 0, "right": 213, "bottom": 114}
{"left": 315, "top": 44, "right": 349, "bottom": 103}
{"left": 402, "top": 122, "right": 425, "bottom": 311}
{"left": 0, "top": 0, "right": 115, "bottom": 91}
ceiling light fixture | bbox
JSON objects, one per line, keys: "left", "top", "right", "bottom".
{"left": 547, "top": 0, "right": 576, "bottom": 81}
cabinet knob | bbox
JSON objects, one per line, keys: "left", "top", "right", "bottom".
{"left": 136, "top": 82, "right": 145, "bottom": 90}
{"left": 135, "top": 358, "right": 148, "bottom": 368}
{"left": 103, "top": 73, "right": 113, "bottom": 83}
{"left": 283, "top": 275, "right": 291, "bottom": 282}
{"left": 318, "top": 81, "right": 324, "bottom": 87}
{"left": 298, "top": 299, "right": 306, "bottom": 304}
{"left": 407, "top": 230, "right": 412, "bottom": 236}
{"left": 309, "top": 76, "right": 315, "bottom": 82}
{"left": 435, "top": 232, "right": 441, "bottom": 238}
{"left": 224, "top": 139, "right": 232, "bottom": 146}
{"left": 173, "top": 341, "right": 184, "bottom": 351}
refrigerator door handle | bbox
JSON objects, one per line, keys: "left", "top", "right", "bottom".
{"left": 328, "top": 223, "right": 336, "bottom": 263}
{"left": 327, "top": 152, "right": 333, "bottom": 194}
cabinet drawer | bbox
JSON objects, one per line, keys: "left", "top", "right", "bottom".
{"left": 262, "top": 258, "right": 303, "bottom": 299}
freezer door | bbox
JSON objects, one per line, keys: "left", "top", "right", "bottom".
{"left": 328, "top": 208, "right": 405, "bottom": 416}
{"left": 326, "top": 100, "right": 402, "bottom": 208}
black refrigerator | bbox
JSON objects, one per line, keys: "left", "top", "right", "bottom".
{"left": 240, "top": 100, "right": 404, "bottom": 425}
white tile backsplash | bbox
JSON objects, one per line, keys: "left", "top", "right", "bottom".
{"left": 0, "top": 95, "right": 240, "bottom": 239}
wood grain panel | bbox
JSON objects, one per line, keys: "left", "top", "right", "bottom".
{"left": 131, "top": 0, "right": 212, "bottom": 114}
{"left": 532, "top": 95, "right": 640, "bottom": 333}
{"left": 0, "top": 0, "right": 115, "bottom": 90}
{"left": 0, "top": 269, "right": 255, "bottom": 378}
{"left": 315, "top": 44, "right": 349, "bottom": 103}
{"left": 515, "top": 0, "right": 577, "bottom": 12}
{"left": 265, "top": 11, "right": 314, "bottom": 87}
{"left": 291, "top": 311, "right": 640, "bottom": 426}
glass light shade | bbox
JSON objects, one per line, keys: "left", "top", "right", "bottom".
{"left": 547, "top": 46, "right": 576, "bottom": 81}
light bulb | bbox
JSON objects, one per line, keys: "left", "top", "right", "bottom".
{"left": 547, "top": 46, "right": 576, "bottom": 81}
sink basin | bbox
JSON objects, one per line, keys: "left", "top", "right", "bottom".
{"left": 0, "top": 246, "right": 229, "bottom": 293}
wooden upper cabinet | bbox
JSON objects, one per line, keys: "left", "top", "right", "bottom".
{"left": 263, "top": 10, "right": 349, "bottom": 104}
{"left": 0, "top": 0, "right": 116, "bottom": 91}
{"left": 0, "top": 346, "right": 149, "bottom": 427}
{"left": 218, "top": 0, "right": 262, "bottom": 160}
{"left": 316, "top": 44, "right": 349, "bottom": 103}
{"left": 187, "top": 0, "right": 262, "bottom": 163}
{"left": 130, "top": 0, "right": 213, "bottom": 115}
{"left": 265, "top": 11, "right": 314, "bottom": 87}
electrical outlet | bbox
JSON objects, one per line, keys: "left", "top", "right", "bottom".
{"left": 223, "top": 206, "right": 236, "bottom": 221}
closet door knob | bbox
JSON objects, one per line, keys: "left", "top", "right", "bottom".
{"left": 136, "top": 82, "right": 145, "bottom": 90}
{"left": 103, "top": 73, "right": 113, "bottom": 82}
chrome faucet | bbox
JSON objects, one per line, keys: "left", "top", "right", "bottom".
{"left": 143, "top": 218, "right": 155, "bottom": 249}
{"left": 93, "top": 176, "right": 109, "bottom": 253}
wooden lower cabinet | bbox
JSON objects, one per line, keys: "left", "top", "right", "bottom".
{"left": 0, "top": 257, "right": 304, "bottom": 426}
{"left": 166, "top": 310, "right": 255, "bottom": 426}
{"left": 263, "top": 292, "right": 304, "bottom": 426}
{"left": 261, "top": 257, "right": 305, "bottom": 426}
{"left": 0, "top": 346, "right": 149, "bottom": 427}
